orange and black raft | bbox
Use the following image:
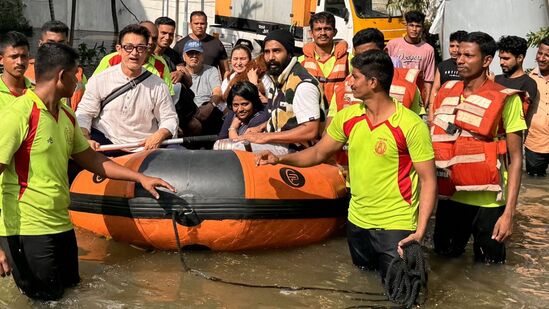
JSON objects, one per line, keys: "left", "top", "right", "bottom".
{"left": 69, "top": 149, "right": 349, "bottom": 251}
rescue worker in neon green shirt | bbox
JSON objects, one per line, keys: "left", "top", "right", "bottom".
{"left": 256, "top": 50, "right": 437, "bottom": 283}
{"left": 432, "top": 32, "right": 526, "bottom": 264}
{"left": 0, "top": 31, "right": 33, "bottom": 109}
{"left": 0, "top": 43, "right": 176, "bottom": 301}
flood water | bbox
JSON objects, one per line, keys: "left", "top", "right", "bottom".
{"left": 0, "top": 173, "right": 547, "bottom": 308}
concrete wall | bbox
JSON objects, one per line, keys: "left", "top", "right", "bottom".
{"left": 22, "top": 0, "right": 215, "bottom": 36}
{"left": 442, "top": 0, "right": 549, "bottom": 72}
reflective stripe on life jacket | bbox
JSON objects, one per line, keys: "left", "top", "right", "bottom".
{"left": 431, "top": 79, "right": 519, "bottom": 200}
{"left": 394, "top": 68, "right": 422, "bottom": 87}
{"left": 390, "top": 77, "right": 417, "bottom": 109}
{"left": 394, "top": 67, "right": 426, "bottom": 101}
{"left": 301, "top": 40, "right": 349, "bottom": 109}
{"left": 338, "top": 70, "right": 419, "bottom": 112}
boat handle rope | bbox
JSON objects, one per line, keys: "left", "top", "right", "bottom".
{"left": 169, "top": 213, "right": 389, "bottom": 300}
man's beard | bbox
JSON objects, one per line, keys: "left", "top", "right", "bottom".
{"left": 267, "top": 58, "right": 290, "bottom": 76}
{"left": 502, "top": 64, "right": 518, "bottom": 77}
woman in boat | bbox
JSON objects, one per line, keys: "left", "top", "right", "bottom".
{"left": 221, "top": 43, "right": 272, "bottom": 107}
{"left": 217, "top": 81, "right": 269, "bottom": 139}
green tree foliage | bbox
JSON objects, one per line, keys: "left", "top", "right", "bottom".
{"left": 0, "top": 0, "right": 32, "bottom": 35}
{"left": 386, "top": 0, "right": 442, "bottom": 61}
{"left": 386, "top": 0, "right": 429, "bottom": 16}
{"left": 78, "top": 42, "right": 109, "bottom": 76}
{"left": 527, "top": 27, "right": 549, "bottom": 47}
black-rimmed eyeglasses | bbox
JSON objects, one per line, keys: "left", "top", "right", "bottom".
{"left": 121, "top": 44, "right": 148, "bottom": 53}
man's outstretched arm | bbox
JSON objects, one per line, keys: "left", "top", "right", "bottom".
{"left": 255, "top": 133, "right": 345, "bottom": 167}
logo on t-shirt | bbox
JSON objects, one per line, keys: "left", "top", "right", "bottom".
{"left": 279, "top": 168, "right": 305, "bottom": 188}
{"left": 374, "top": 138, "right": 387, "bottom": 156}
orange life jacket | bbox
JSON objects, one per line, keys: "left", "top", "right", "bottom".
{"left": 25, "top": 59, "right": 86, "bottom": 111}
{"left": 393, "top": 67, "right": 428, "bottom": 102}
{"left": 337, "top": 69, "right": 419, "bottom": 113}
{"left": 394, "top": 68, "right": 422, "bottom": 92}
{"left": 389, "top": 77, "right": 418, "bottom": 109}
{"left": 431, "top": 79, "right": 522, "bottom": 200}
{"left": 301, "top": 40, "right": 349, "bottom": 109}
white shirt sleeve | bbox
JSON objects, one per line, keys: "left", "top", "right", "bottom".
{"left": 221, "top": 75, "right": 231, "bottom": 94}
{"left": 261, "top": 74, "right": 274, "bottom": 96}
{"left": 75, "top": 74, "right": 102, "bottom": 131}
{"left": 293, "top": 82, "right": 321, "bottom": 124}
{"left": 154, "top": 82, "right": 179, "bottom": 137}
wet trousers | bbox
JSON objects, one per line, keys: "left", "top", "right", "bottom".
{"left": 346, "top": 221, "right": 412, "bottom": 280}
{"left": 0, "top": 229, "right": 80, "bottom": 301}
{"left": 433, "top": 199, "right": 506, "bottom": 263}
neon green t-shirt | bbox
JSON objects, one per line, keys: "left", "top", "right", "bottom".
{"left": 0, "top": 75, "right": 33, "bottom": 110}
{"left": 0, "top": 90, "right": 90, "bottom": 236}
{"left": 410, "top": 88, "right": 426, "bottom": 116}
{"left": 93, "top": 52, "right": 174, "bottom": 95}
{"left": 327, "top": 98, "right": 434, "bottom": 230}
{"left": 450, "top": 94, "right": 527, "bottom": 207}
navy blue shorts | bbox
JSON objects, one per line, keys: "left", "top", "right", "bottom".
{"left": 525, "top": 147, "right": 549, "bottom": 177}
{"left": 433, "top": 199, "right": 506, "bottom": 263}
{"left": 0, "top": 229, "right": 80, "bottom": 301}
{"left": 346, "top": 221, "right": 412, "bottom": 281}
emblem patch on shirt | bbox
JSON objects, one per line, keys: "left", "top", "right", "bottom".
{"left": 47, "top": 137, "right": 54, "bottom": 144}
{"left": 374, "top": 138, "right": 387, "bottom": 156}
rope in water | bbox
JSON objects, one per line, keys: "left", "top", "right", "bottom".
{"left": 384, "top": 241, "right": 428, "bottom": 309}
{"left": 170, "top": 214, "right": 387, "bottom": 298}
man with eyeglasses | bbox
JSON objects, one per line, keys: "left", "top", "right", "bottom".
{"left": 93, "top": 21, "right": 174, "bottom": 96}
{"left": 76, "top": 24, "right": 178, "bottom": 154}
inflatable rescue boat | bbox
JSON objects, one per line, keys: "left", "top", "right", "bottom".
{"left": 69, "top": 149, "right": 348, "bottom": 251}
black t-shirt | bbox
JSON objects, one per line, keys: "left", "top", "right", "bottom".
{"left": 437, "top": 58, "right": 461, "bottom": 85}
{"left": 162, "top": 47, "right": 183, "bottom": 72}
{"left": 174, "top": 34, "right": 228, "bottom": 68}
{"left": 495, "top": 74, "right": 538, "bottom": 103}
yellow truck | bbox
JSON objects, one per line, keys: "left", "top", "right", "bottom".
{"left": 210, "top": 0, "right": 406, "bottom": 52}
